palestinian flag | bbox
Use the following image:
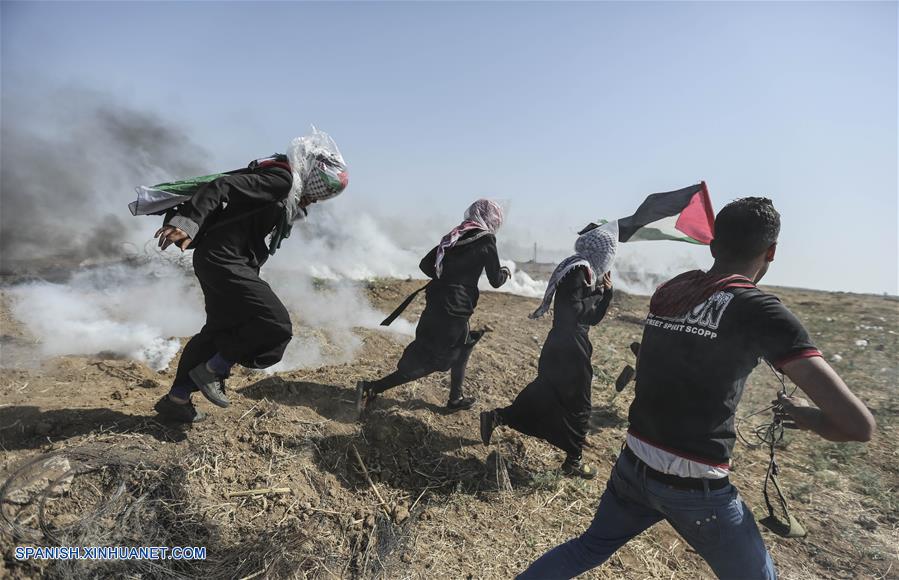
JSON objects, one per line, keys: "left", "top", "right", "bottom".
{"left": 580, "top": 182, "right": 715, "bottom": 245}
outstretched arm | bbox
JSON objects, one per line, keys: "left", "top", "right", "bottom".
{"left": 483, "top": 238, "right": 510, "bottom": 288}
{"left": 779, "top": 357, "right": 876, "bottom": 442}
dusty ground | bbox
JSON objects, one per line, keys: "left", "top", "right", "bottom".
{"left": 1, "top": 278, "right": 896, "bottom": 579}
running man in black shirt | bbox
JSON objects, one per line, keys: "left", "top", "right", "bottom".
{"left": 518, "top": 197, "right": 875, "bottom": 580}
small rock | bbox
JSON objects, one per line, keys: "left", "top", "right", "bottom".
{"left": 393, "top": 504, "right": 410, "bottom": 524}
{"left": 138, "top": 378, "right": 160, "bottom": 389}
{"left": 364, "top": 514, "right": 375, "bottom": 528}
{"left": 855, "top": 339, "right": 868, "bottom": 348}
{"left": 875, "top": 344, "right": 885, "bottom": 352}
{"left": 856, "top": 517, "right": 878, "bottom": 532}
{"left": 831, "top": 354, "right": 843, "bottom": 362}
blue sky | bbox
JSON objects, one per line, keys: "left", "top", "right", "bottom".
{"left": 2, "top": 1, "right": 896, "bottom": 293}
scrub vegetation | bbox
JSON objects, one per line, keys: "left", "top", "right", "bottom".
{"left": 1, "top": 279, "right": 896, "bottom": 579}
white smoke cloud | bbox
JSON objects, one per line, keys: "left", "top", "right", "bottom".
{"left": 481, "top": 259, "right": 546, "bottom": 298}
{"left": 6, "top": 260, "right": 205, "bottom": 371}
{"left": 264, "top": 269, "right": 415, "bottom": 373}
{"left": 1, "top": 89, "right": 691, "bottom": 373}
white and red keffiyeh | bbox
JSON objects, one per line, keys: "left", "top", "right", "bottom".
{"left": 434, "top": 199, "right": 504, "bottom": 278}
{"left": 530, "top": 220, "right": 619, "bottom": 319}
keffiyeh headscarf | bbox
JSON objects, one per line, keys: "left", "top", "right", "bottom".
{"left": 530, "top": 220, "right": 619, "bottom": 319}
{"left": 435, "top": 199, "right": 504, "bottom": 278}
{"left": 284, "top": 128, "right": 349, "bottom": 222}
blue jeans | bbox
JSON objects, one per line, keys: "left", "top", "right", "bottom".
{"left": 518, "top": 450, "right": 776, "bottom": 579}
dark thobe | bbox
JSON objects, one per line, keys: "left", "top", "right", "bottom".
{"left": 167, "top": 166, "right": 294, "bottom": 386}
{"left": 395, "top": 232, "right": 508, "bottom": 377}
{"left": 500, "top": 267, "right": 613, "bottom": 456}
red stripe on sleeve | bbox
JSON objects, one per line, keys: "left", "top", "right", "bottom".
{"left": 773, "top": 348, "right": 823, "bottom": 371}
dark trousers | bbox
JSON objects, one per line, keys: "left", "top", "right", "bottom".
{"left": 370, "top": 339, "right": 475, "bottom": 402}
{"left": 173, "top": 260, "right": 292, "bottom": 390}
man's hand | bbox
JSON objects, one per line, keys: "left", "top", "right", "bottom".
{"left": 155, "top": 226, "right": 192, "bottom": 251}
{"left": 602, "top": 271, "right": 613, "bottom": 290}
{"left": 780, "top": 356, "right": 875, "bottom": 442}
{"left": 500, "top": 266, "right": 512, "bottom": 278}
{"left": 775, "top": 392, "right": 822, "bottom": 432}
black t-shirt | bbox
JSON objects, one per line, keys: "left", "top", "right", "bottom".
{"left": 627, "top": 286, "right": 820, "bottom": 464}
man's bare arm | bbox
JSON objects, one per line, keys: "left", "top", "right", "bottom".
{"left": 779, "top": 356, "right": 875, "bottom": 442}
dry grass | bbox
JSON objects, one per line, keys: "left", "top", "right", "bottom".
{"left": 1, "top": 281, "right": 897, "bottom": 579}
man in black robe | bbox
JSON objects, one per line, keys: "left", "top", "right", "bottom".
{"left": 153, "top": 137, "right": 348, "bottom": 423}
{"left": 480, "top": 223, "right": 618, "bottom": 478}
{"left": 356, "top": 199, "right": 509, "bottom": 414}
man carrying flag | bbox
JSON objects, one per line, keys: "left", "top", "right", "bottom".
{"left": 517, "top": 196, "right": 875, "bottom": 579}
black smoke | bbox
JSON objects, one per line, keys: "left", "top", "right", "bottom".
{"left": 0, "top": 87, "right": 209, "bottom": 271}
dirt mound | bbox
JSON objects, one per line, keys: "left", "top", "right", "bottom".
{"left": 1, "top": 280, "right": 897, "bottom": 579}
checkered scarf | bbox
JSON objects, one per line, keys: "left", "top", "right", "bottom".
{"left": 285, "top": 129, "right": 348, "bottom": 222}
{"left": 530, "top": 221, "right": 619, "bottom": 319}
{"left": 435, "top": 199, "right": 504, "bottom": 278}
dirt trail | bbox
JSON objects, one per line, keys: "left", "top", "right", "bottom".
{"left": 1, "top": 280, "right": 897, "bottom": 579}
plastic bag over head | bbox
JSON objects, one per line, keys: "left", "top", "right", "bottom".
{"left": 285, "top": 128, "right": 348, "bottom": 221}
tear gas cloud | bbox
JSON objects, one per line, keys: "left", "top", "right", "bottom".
{"left": 0, "top": 87, "right": 208, "bottom": 269}
{"left": 7, "top": 260, "right": 206, "bottom": 371}
{"left": 1, "top": 91, "right": 690, "bottom": 372}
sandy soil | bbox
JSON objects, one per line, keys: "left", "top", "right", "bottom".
{"left": 1, "top": 279, "right": 897, "bottom": 579}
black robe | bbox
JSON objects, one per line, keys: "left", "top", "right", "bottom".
{"left": 395, "top": 232, "right": 508, "bottom": 376}
{"left": 500, "top": 266, "right": 613, "bottom": 456}
{"left": 170, "top": 166, "right": 294, "bottom": 387}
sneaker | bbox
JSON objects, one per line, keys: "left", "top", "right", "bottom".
{"left": 480, "top": 410, "right": 498, "bottom": 446}
{"left": 355, "top": 380, "right": 375, "bottom": 417}
{"left": 154, "top": 395, "right": 205, "bottom": 423}
{"left": 615, "top": 365, "right": 635, "bottom": 392}
{"left": 446, "top": 396, "right": 476, "bottom": 412}
{"left": 188, "top": 363, "right": 230, "bottom": 408}
{"left": 561, "top": 457, "right": 597, "bottom": 479}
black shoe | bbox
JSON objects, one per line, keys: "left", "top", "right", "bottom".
{"left": 561, "top": 456, "right": 597, "bottom": 479}
{"left": 480, "top": 410, "right": 498, "bottom": 446}
{"left": 615, "top": 365, "right": 635, "bottom": 392}
{"left": 188, "top": 363, "right": 230, "bottom": 408}
{"left": 154, "top": 395, "right": 205, "bottom": 423}
{"left": 355, "top": 380, "right": 375, "bottom": 417}
{"left": 467, "top": 329, "right": 486, "bottom": 345}
{"left": 446, "top": 396, "right": 476, "bottom": 412}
